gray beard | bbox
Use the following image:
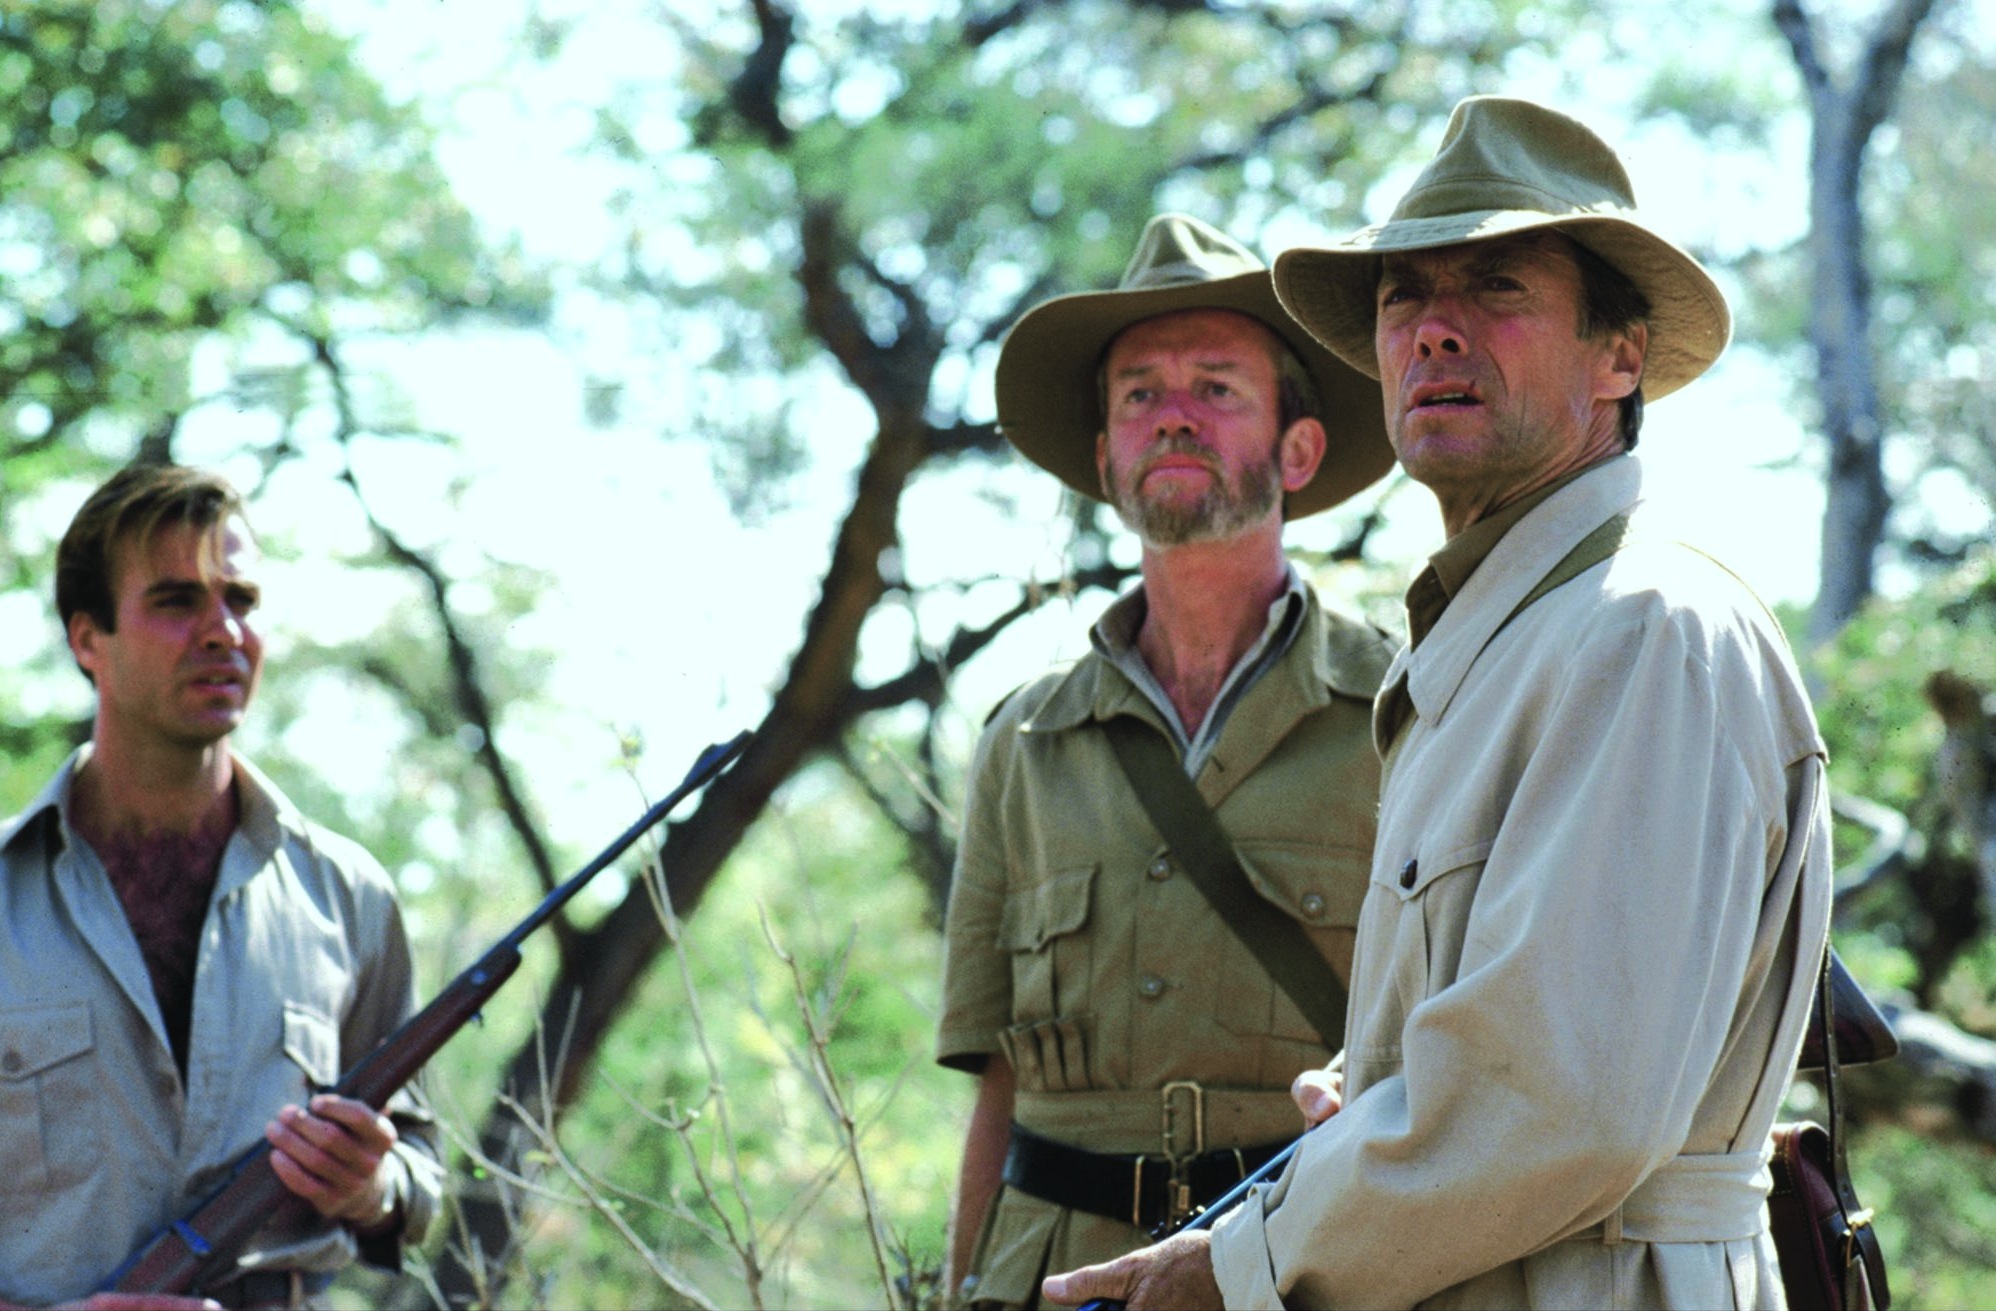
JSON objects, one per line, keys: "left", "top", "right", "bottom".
{"left": 1108, "top": 448, "right": 1282, "bottom": 547}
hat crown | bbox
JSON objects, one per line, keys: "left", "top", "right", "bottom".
{"left": 1119, "top": 212, "right": 1265, "bottom": 291}
{"left": 1392, "top": 96, "right": 1638, "bottom": 226}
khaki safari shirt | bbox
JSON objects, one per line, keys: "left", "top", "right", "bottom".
{"left": 939, "top": 580, "right": 1395, "bottom": 1305}
{"left": 1209, "top": 457, "right": 1833, "bottom": 1309}
{"left": 0, "top": 747, "right": 442, "bottom": 1303}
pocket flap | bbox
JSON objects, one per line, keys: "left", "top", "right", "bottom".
{"left": 1381, "top": 838, "right": 1493, "bottom": 899}
{"left": 1237, "top": 841, "right": 1369, "bottom": 926}
{"left": 0, "top": 1002, "right": 93, "bottom": 1081}
{"left": 997, "top": 864, "right": 1095, "bottom": 951}
{"left": 282, "top": 1001, "right": 340, "bottom": 1090}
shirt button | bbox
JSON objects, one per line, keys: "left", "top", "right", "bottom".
{"left": 1147, "top": 856, "right": 1171, "bottom": 881}
{"left": 1399, "top": 859, "right": 1419, "bottom": 890}
{"left": 0, "top": 1050, "right": 21, "bottom": 1076}
{"left": 1138, "top": 974, "right": 1167, "bottom": 999}
{"left": 1300, "top": 893, "right": 1326, "bottom": 918}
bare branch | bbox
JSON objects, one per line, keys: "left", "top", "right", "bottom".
{"left": 1849, "top": 0, "right": 1943, "bottom": 139}
{"left": 730, "top": 0, "right": 796, "bottom": 147}
{"left": 1772, "top": 0, "right": 1830, "bottom": 99}
{"left": 306, "top": 333, "right": 563, "bottom": 904}
{"left": 757, "top": 906, "right": 902, "bottom": 1309}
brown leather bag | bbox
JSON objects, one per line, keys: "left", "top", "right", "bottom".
{"left": 1766, "top": 951, "right": 1893, "bottom": 1310}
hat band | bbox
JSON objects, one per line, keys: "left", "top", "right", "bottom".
{"left": 1397, "top": 176, "right": 1636, "bottom": 224}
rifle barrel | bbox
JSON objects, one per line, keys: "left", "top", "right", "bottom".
{"left": 105, "top": 731, "right": 750, "bottom": 1294}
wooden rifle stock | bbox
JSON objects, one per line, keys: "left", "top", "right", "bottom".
{"left": 105, "top": 731, "right": 751, "bottom": 1294}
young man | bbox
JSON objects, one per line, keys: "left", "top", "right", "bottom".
{"left": 1044, "top": 98, "right": 1831, "bottom": 1311}
{"left": 0, "top": 465, "right": 441, "bottom": 1308}
{"left": 937, "top": 213, "right": 1395, "bottom": 1307}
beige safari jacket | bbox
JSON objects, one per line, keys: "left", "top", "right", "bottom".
{"left": 0, "top": 747, "right": 441, "bottom": 1303}
{"left": 939, "top": 584, "right": 1395, "bottom": 1305}
{"left": 1209, "top": 457, "right": 1833, "bottom": 1310}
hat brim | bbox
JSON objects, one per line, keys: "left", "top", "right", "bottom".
{"left": 1272, "top": 210, "right": 1731, "bottom": 402}
{"left": 995, "top": 269, "right": 1393, "bottom": 519}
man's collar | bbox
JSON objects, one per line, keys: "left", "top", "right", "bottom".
{"left": 1396, "top": 455, "right": 1645, "bottom": 730}
{"left": 1426, "top": 460, "right": 1610, "bottom": 606}
{"left": 1088, "top": 563, "right": 1307, "bottom": 660}
{"left": 1026, "top": 572, "right": 1381, "bottom": 736}
{"left": 0, "top": 743, "right": 304, "bottom": 870}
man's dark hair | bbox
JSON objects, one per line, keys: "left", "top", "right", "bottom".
{"left": 57, "top": 462, "right": 249, "bottom": 634}
{"left": 1562, "top": 232, "right": 1652, "bottom": 451}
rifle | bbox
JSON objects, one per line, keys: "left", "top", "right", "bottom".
{"left": 1076, "top": 1134, "right": 1303, "bottom": 1311}
{"left": 104, "top": 731, "right": 752, "bottom": 1295}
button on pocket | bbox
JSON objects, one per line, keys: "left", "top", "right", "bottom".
{"left": 1216, "top": 841, "right": 1368, "bottom": 1043}
{"left": 997, "top": 864, "right": 1096, "bottom": 1023}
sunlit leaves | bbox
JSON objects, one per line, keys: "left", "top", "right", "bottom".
{"left": 0, "top": 0, "right": 539, "bottom": 468}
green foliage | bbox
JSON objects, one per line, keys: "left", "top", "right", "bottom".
{"left": 591, "top": 0, "right": 1582, "bottom": 518}
{"left": 1847, "top": 1121, "right": 1996, "bottom": 1310}
{"left": 1811, "top": 552, "right": 1996, "bottom": 814}
{"left": 0, "top": 0, "right": 538, "bottom": 469}
{"left": 391, "top": 764, "right": 960, "bottom": 1309}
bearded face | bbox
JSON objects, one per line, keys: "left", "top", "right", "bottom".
{"left": 1102, "top": 431, "right": 1283, "bottom": 547}
{"left": 1095, "top": 309, "right": 1294, "bottom": 550}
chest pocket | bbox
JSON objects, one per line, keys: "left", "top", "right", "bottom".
{"left": 0, "top": 1002, "right": 98, "bottom": 1193}
{"left": 282, "top": 1000, "right": 341, "bottom": 1092}
{"left": 997, "top": 863, "right": 1095, "bottom": 1024}
{"left": 1217, "top": 841, "right": 1368, "bottom": 1045}
{"left": 1349, "top": 838, "right": 1493, "bottom": 1065}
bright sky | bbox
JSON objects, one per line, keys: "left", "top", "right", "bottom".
{"left": 145, "top": 0, "right": 1978, "bottom": 845}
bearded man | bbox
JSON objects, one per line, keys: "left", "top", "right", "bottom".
{"left": 936, "top": 213, "right": 1395, "bottom": 1308}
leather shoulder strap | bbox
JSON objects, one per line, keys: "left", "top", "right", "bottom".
{"left": 1101, "top": 716, "right": 1347, "bottom": 1051}
{"left": 1495, "top": 510, "right": 1634, "bottom": 639}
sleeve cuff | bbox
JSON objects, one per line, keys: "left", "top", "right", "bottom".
{"left": 355, "top": 1135, "right": 444, "bottom": 1268}
{"left": 1208, "top": 1184, "right": 1286, "bottom": 1311}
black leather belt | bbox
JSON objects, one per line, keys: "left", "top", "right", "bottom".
{"left": 1002, "top": 1122, "right": 1284, "bottom": 1233}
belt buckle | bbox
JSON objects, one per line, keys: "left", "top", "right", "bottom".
{"left": 1841, "top": 1206, "right": 1876, "bottom": 1268}
{"left": 1159, "top": 1080, "right": 1206, "bottom": 1232}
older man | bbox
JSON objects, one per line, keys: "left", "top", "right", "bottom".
{"left": 1045, "top": 97, "right": 1832, "bottom": 1310}
{"left": 937, "top": 213, "right": 1395, "bottom": 1307}
{"left": 0, "top": 464, "right": 440, "bottom": 1307}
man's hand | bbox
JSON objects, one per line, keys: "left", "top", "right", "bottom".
{"left": 1041, "top": 1229, "right": 1219, "bottom": 1310}
{"left": 1291, "top": 1064, "right": 1343, "bottom": 1128}
{"left": 265, "top": 1094, "right": 399, "bottom": 1228}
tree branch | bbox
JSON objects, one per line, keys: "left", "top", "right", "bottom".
{"left": 1849, "top": 0, "right": 1943, "bottom": 139}
{"left": 307, "top": 333, "right": 563, "bottom": 904}
{"left": 1772, "top": 0, "right": 1830, "bottom": 99}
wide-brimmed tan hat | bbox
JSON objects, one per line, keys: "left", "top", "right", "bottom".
{"left": 1272, "top": 96, "right": 1731, "bottom": 401}
{"left": 994, "top": 213, "right": 1392, "bottom": 519}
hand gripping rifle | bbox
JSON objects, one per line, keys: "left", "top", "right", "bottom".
{"left": 104, "top": 731, "right": 752, "bottom": 1295}
{"left": 1075, "top": 1134, "right": 1304, "bottom": 1311}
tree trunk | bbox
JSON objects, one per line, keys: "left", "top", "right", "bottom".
{"left": 1774, "top": 0, "right": 1942, "bottom": 645}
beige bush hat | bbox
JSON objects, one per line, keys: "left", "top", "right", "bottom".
{"left": 994, "top": 213, "right": 1393, "bottom": 519}
{"left": 1272, "top": 96, "right": 1731, "bottom": 401}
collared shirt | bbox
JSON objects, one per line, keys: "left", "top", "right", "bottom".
{"left": 1090, "top": 565, "right": 1308, "bottom": 778}
{"left": 1380, "top": 463, "right": 1604, "bottom": 752}
{"left": 937, "top": 581, "right": 1396, "bottom": 1307}
{"left": 0, "top": 747, "right": 441, "bottom": 1302}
